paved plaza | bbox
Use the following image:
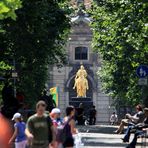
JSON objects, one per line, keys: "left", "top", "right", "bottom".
{"left": 78, "top": 124, "right": 148, "bottom": 148}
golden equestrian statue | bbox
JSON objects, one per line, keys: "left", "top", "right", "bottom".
{"left": 73, "top": 65, "right": 89, "bottom": 97}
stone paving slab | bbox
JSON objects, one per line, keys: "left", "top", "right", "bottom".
{"left": 77, "top": 125, "right": 148, "bottom": 148}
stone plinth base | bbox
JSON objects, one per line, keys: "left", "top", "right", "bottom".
{"left": 69, "top": 97, "right": 93, "bottom": 115}
{"left": 70, "top": 97, "right": 91, "bottom": 101}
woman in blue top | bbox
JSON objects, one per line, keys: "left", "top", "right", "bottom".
{"left": 9, "top": 113, "right": 27, "bottom": 148}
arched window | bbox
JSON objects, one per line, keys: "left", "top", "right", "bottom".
{"left": 75, "top": 46, "right": 88, "bottom": 60}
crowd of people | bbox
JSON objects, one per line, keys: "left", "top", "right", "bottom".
{"left": 0, "top": 100, "right": 84, "bottom": 148}
{"left": 1, "top": 95, "right": 148, "bottom": 148}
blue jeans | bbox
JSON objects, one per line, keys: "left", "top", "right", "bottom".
{"left": 123, "top": 123, "right": 135, "bottom": 142}
{"left": 129, "top": 130, "right": 144, "bottom": 148}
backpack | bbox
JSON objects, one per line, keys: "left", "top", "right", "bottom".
{"left": 56, "top": 118, "right": 72, "bottom": 143}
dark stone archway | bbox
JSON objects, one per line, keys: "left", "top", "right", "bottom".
{"left": 65, "top": 65, "right": 97, "bottom": 114}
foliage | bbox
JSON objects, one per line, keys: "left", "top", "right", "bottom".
{"left": 0, "top": 0, "right": 71, "bottom": 107}
{"left": 0, "top": 0, "right": 21, "bottom": 104}
{"left": 0, "top": 0, "right": 21, "bottom": 70}
{"left": 0, "top": 0, "right": 21, "bottom": 20}
{"left": 90, "top": 0, "right": 148, "bottom": 106}
{"left": 0, "top": 0, "right": 21, "bottom": 33}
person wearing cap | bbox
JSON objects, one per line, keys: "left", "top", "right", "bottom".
{"left": 50, "top": 108, "right": 63, "bottom": 127}
{"left": 125, "top": 108, "right": 148, "bottom": 148}
{"left": 50, "top": 108, "right": 63, "bottom": 148}
{"left": 25, "top": 100, "right": 55, "bottom": 148}
{"left": 9, "top": 112, "right": 27, "bottom": 148}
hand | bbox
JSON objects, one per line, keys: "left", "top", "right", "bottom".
{"left": 8, "top": 139, "right": 13, "bottom": 144}
{"left": 49, "top": 141, "right": 56, "bottom": 148}
{"left": 27, "top": 133, "right": 34, "bottom": 146}
{"left": 28, "top": 133, "right": 34, "bottom": 140}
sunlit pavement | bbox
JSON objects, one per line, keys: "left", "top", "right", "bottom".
{"left": 77, "top": 124, "right": 148, "bottom": 148}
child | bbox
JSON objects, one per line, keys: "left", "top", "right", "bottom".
{"left": 9, "top": 113, "right": 27, "bottom": 148}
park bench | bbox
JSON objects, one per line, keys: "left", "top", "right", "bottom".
{"left": 137, "top": 128, "right": 148, "bottom": 148}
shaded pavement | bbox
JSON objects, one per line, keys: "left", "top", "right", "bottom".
{"left": 77, "top": 124, "right": 147, "bottom": 148}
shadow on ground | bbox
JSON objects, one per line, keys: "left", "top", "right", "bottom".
{"left": 78, "top": 125, "right": 118, "bottom": 134}
{"left": 81, "top": 137, "right": 127, "bottom": 147}
{"left": 77, "top": 125, "right": 146, "bottom": 148}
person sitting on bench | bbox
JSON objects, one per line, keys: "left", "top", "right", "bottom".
{"left": 114, "top": 104, "right": 143, "bottom": 134}
{"left": 126, "top": 107, "right": 148, "bottom": 148}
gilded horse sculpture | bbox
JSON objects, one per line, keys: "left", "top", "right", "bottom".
{"left": 73, "top": 65, "right": 89, "bottom": 97}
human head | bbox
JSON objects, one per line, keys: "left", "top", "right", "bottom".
{"left": 144, "top": 108, "right": 148, "bottom": 117}
{"left": 50, "top": 108, "right": 61, "bottom": 119}
{"left": 66, "top": 106, "right": 75, "bottom": 116}
{"left": 113, "top": 112, "right": 115, "bottom": 114}
{"left": 12, "top": 112, "right": 22, "bottom": 122}
{"left": 136, "top": 104, "right": 143, "bottom": 112}
{"left": 36, "top": 100, "right": 47, "bottom": 115}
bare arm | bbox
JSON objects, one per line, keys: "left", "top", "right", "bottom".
{"left": 130, "top": 113, "right": 140, "bottom": 123}
{"left": 70, "top": 119, "right": 77, "bottom": 134}
{"left": 50, "top": 125, "right": 56, "bottom": 142}
{"left": 49, "top": 125, "right": 57, "bottom": 147}
{"left": 131, "top": 116, "right": 139, "bottom": 120}
{"left": 9, "top": 127, "right": 18, "bottom": 144}
{"left": 25, "top": 128, "right": 34, "bottom": 139}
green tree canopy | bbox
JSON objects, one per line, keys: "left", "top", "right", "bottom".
{"left": 0, "top": 0, "right": 21, "bottom": 20}
{"left": 0, "top": 0, "right": 21, "bottom": 33}
{"left": 0, "top": 0, "right": 21, "bottom": 104}
{"left": 0, "top": 0, "right": 71, "bottom": 107}
{"left": 90, "top": 0, "right": 148, "bottom": 106}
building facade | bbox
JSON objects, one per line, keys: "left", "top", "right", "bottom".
{"left": 47, "top": 1, "right": 114, "bottom": 123}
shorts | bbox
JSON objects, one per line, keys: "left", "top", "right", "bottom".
{"left": 63, "top": 137, "right": 74, "bottom": 147}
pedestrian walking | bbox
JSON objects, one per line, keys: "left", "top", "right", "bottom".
{"left": 9, "top": 112, "right": 27, "bottom": 148}
{"left": 62, "top": 106, "right": 77, "bottom": 148}
{"left": 50, "top": 108, "right": 63, "bottom": 148}
{"left": 25, "top": 100, "right": 55, "bottom": 148}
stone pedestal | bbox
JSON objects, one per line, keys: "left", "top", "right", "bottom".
{"left": 69, "top": 97, "right": 93, "bottom": 115}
